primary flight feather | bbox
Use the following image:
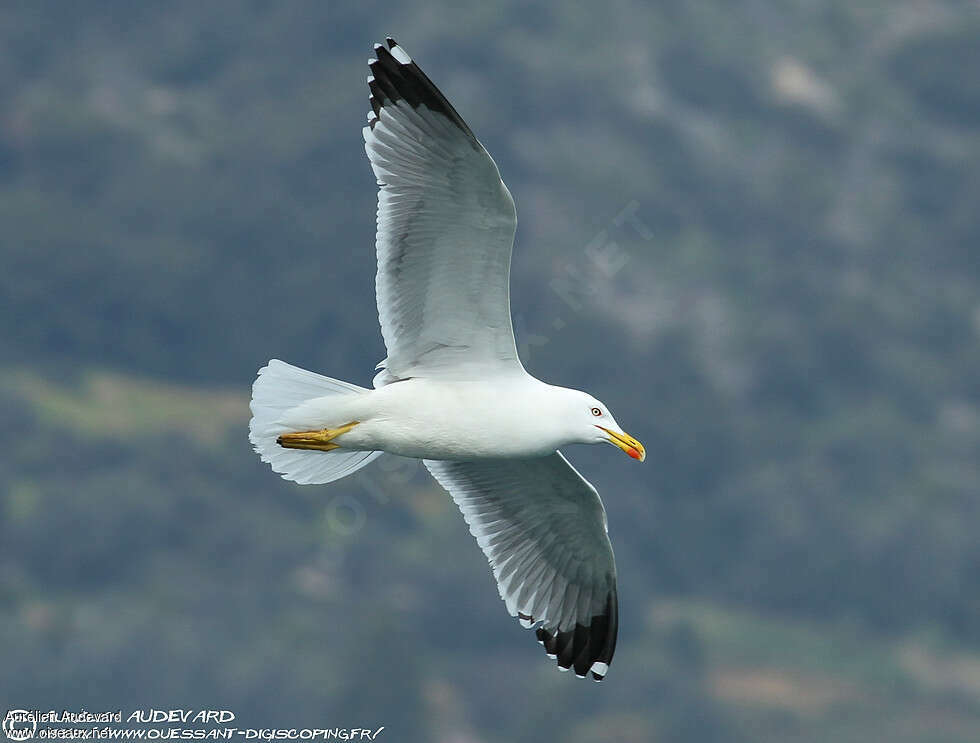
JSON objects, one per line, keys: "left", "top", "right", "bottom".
{"left": 249, "top": 38, "right": 644, "bottom": 681}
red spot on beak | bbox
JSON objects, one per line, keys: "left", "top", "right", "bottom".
{"left": 627, "top": 447, "right": 641, "bottom": 460}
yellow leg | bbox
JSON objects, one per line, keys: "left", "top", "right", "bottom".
{"left": 277, "top": 421, "right": 360, "bottom": 451}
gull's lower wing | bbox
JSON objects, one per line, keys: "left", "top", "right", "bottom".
{"left": 363, "top": 38, "right": 522, "bottom": 384}
{"left": 424, "top": 452, "right": 618, "bottom": 681}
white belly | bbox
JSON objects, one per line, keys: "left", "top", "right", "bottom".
{"left": 332, "top": 376, "right": 563, "bottom": 460}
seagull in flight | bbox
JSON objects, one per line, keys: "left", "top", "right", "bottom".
{"left": 249, "top": 38, "right": 645, "bottom": 681}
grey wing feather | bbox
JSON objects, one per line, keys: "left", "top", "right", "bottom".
{"left": 424, "top": 452, "right": 618, "bottom": 681}
{"left": 363, "top": 39, "right": 521, "bottom": 384}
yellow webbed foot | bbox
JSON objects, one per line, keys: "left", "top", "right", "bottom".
{"left": 277, "top": 421, "right": 359, "bottom": 451}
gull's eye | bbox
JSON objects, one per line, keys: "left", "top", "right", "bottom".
{"left": 591, "top": 407, "right": 603, "bottom": 417}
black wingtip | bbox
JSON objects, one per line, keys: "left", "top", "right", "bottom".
{"left": 531, "top": 585, "right": 617, "bottom": 682}
{"left": 364, "top": 37, "right": 476, "bottom": 141}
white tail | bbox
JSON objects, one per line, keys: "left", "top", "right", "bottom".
{"left": 249, "top": 359, "right": 382, "bottom": 485}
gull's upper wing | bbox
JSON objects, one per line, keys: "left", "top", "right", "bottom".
{"left": 363, "top": 38, "right": 522, "bottom": 385}
{"left": 424, "top": 453, "right": 618, "bottom": 681}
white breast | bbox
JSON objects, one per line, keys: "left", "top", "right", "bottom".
{"left": 335, "top": 376, "right": 567, "bottom": 460}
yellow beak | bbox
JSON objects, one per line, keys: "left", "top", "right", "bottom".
{"left": 597, "top": 426, "right": 646, "bottom": 462}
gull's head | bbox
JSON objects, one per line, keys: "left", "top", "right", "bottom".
{"left": 560, "top": 390, "right": 646, "bottom": 462}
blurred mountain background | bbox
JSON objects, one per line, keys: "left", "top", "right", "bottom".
{"left": 2, "top": 1, "right": 979, "bottom": 741}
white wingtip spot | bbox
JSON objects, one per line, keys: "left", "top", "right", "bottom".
{"left": 390, "top": 45, "right": 412, "bottom": 64}
{"left": 590, "top": 662, "right": 609, "bottom": 676}
{"left": 546, "top": 653, "right": 557, "bottom": 659}
{"left": 558, "top": 665, "right": 570, "bottom": 672}
{"left": 368, "top": 57, "right": 377, "bottom": 66}
{"left": 367, "top": 75, "right": 375, "bottom": 83}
